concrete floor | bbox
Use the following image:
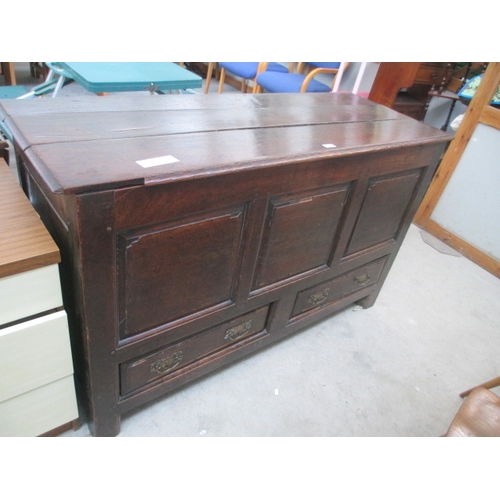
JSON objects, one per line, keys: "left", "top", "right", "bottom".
{"left": 3, "top": 64, "right": 499, "bottom": 438}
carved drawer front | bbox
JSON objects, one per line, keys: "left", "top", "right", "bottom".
{"left": 0, "top": 264, "right": 63, "bottom": 327}
{"left": 253, "top": 184, "right": 350, "bottom": 290}
{"left": 291, "top": 258, "right": 386, "bottom": 318}
{"left": 120, "top": 306, "right": 269, "bottom": 395}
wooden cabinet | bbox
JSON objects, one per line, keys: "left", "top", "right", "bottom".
{"left": 0, "top": 93, "right": 451, "bottom": 436}
{"left": 369, "top": 63, "right": 454, "bottom": 120}
{"left": 0, "top": 159, "right": 78, "bottom": 437}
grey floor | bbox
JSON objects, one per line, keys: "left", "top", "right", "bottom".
{"left": 3, "top": 64, "right": 499, "bottom": 438}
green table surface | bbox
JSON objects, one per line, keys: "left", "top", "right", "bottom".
{"left": 58, "top": 62, "right": 202, "bottom": 93}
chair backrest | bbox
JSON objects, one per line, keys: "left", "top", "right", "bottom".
{"left": 255, "top": 62, "right": 348, "bottom": 93}
{"left": 445, "top": 387, "right": 500, "bottom": 437}
{"left": 298, "top": 63, "right": 347, "bottom": 92}
{"left": 305, "top": 62, "right": 342, "bottom": 70}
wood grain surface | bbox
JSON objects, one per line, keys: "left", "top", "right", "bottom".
{"left": 0, "top": 158, "right": 59, "bottom": 278}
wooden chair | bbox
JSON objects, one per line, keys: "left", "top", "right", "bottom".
{"left": 444, "top": 377, "right": 500, "bottom": 437}
{"left": 0, "top": 62, "right": 16, "bottom": 85}
{"left": 254, "top": 62, "right": 348, "bottom": 93}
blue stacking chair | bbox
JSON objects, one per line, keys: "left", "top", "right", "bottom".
{"left": 217, "top": 62, "right": 290, "bottom": 93}
{"left": 255, "top": 62, "right": 347, "bottom": 93}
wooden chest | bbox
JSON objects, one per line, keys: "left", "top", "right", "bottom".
{"left": 0, "top": 93, "right": 451, "bottom": 436}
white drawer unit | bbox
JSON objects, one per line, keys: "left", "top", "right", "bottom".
{"left": 0, "top": 264, "right": 63, "bottom": 326}
{"left": 0, "top": 158, "right": 78, "bottom": 436}
{"left": 0, "top": 376, "right": 78, "bottom": 437}
{"left": 0, "top": 311, "right": 74, "bottom": 401}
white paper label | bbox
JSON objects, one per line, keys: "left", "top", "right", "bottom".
{"left": 322, "top": 143, "right": 337, "bottom": 148}
{"left": 136, "top": 155, "right": 179, "bottom": 168}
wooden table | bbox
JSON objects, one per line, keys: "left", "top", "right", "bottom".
{"left": 58, "top": 62, "right": 203, "bottom": 94}
{"left": 0, "top": 93, "right": 451, "bottom": 436}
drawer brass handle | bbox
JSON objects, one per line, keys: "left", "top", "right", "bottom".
{"left": 150, "top": 351, "right": 183, "bottom": 375}
{"left": 225, "top": 320, "right": 252, "bottom": 341}
{"left": 354, "top": 273, "right": 371, "bottom": 286}
{"left": 308, "top": 288, "right": 330, "bottom": 306}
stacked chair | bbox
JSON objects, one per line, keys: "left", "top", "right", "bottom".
{"left": 255, "top": 62, "right": 347, "bottom": 93}
{"left": 217, "top": 62, "right": 291, "bottom": 93}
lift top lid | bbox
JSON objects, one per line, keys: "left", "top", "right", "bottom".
{"left": 0, "top": 93, "right": 451, "bottom": 195}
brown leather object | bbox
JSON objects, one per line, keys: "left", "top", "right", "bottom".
{"left": 445, "top": 388, "right": 500, "bottom": 437}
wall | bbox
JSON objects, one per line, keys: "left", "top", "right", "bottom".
{"left": 430, "top": 122, "right": 500, "bottom": 261}
{"left": 414, "top": 62, "right": 500, "bottom": 277}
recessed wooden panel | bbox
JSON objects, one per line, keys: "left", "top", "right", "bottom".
{"left": 117, "top": 206, "right": 246, "bottom": 339}
{"left": 252, "top": 184, "right": 350, "bottom": 290}
{"left": 345, "top": 170, "right": 423, "bottom": 257}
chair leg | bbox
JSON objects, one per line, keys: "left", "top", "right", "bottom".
{"left": 52, "top": 75, "right": 66, "bottom": 98}
{"left": 204, "top": 62, "right": 214, "bottom": 94}
{"left": 218, "top": 68, "right": 226, "bottom": 94}
{"left": 460, "top": 376, "right": 500, "bottom": 398}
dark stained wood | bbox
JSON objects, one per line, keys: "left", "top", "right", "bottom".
{"left": 117, "top": 205, "right": 247, "bottom": 338}
{"left": 121, "top": 305, "right": 269, "bottom": 395}
{"left": 253, "top": 185, "right": 349, "bottom": 289}
{"left": 0, "top": 93, "right": 451, "bottom": 436}
{"left": 291, "top": 258, "right": 387, "bottom": 319}
{"left": 344, "top": 169, "right": 423, "bottom": 256}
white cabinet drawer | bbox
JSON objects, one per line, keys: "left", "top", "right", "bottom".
{"left": 0, "top": 310, "right": 74, "bottom": 402}
{"left": 0, "top": 264, "right": 63, "bottom": 326}
{"left": 0, "top": 376, "right": 78, "bottom": 437}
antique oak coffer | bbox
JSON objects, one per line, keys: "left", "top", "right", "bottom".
{"left": 0, "top": 92, "right": 450, "bottom": 436}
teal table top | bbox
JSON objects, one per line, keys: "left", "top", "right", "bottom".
{"left": 58, "top": 62, "right": 202, "bottom": 93}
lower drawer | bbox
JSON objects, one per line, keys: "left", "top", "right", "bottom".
{"left": 0, "top": 376, "right": 79, "bottom": 437}
{"left": 291, "top": 258, "right": 387, "bottom": 318}
{"left": 0, "top": 310, "right": 74, "bottom": 402}
{"left": 120, "top": 306, "right": 270, "bottom": 395}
